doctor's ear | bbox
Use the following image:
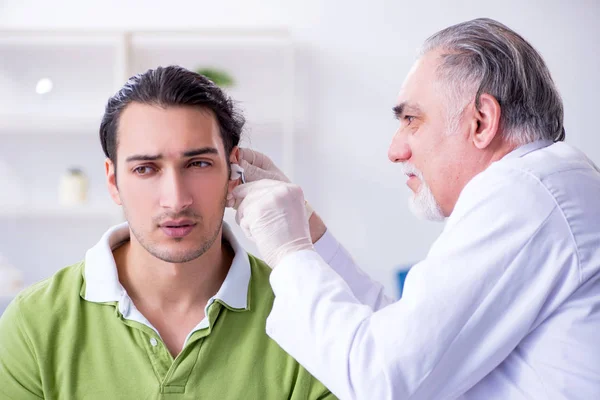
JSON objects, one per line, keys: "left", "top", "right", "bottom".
{"left": 471, "top": 93, "right": 501, "bottom": 150}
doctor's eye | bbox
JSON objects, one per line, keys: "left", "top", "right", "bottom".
{"left": 404, "top": 115, "right": 416, "bottom": 125}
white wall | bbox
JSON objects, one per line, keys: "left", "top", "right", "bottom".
{"left": 1, "top": 0, "right": 598, "bottom": 296}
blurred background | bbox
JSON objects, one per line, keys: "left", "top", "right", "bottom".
{"left": 0, "top": 0, "right": 598, "bottom": 313}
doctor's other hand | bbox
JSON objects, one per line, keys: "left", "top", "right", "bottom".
{"left": 238, "top": 148, "right": 291, "bottom": 183}
{"left": 232, "top": 148, "right": 327, "bottom": 243}
{"left": 226, "top": 148, "right": 290, "bottom": 208}
{"left": 232, "top": 179, "right": 314, "bottom": 268}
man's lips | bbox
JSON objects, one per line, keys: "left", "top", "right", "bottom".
{"left": 159, "top": 220, "right": 197, "bottom": 238}
{"left": 160, "top": 220, "right": 195, "bottom": 228}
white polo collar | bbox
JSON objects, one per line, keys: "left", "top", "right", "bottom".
{"left": 82, "top": 221, "right": 251, "bottom": 315}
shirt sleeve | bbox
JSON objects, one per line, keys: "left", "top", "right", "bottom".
{"left": 0, "top": 299, "right": 44, "bottom": 400}
{"left": 266, "top": 165, "right": 581, "bottom": 400}
{"left": 314, "top": 229, "right": 394, "bottom": 310}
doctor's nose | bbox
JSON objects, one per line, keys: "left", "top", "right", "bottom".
{"left": 388, "top": 129, "right": 412, "bottom": 163}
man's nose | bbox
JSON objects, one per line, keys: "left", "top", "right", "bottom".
{"left": 388, "top": 129, "right": 412, "bottom": 163}
{"left": 159, "top": 170, "right": 193, "bottom": 212}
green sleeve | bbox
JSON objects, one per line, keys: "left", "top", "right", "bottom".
{"left": 0, "top": 299, "right": 44, "bottom": 399}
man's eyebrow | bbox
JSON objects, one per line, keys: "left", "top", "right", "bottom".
{"left": 393, "top": 102, "right": 423, "bottom": 118}
{"left": 124, "top": 147, "right": 219, "bottom": 163}
{"left": 182, "top": 147, "right": 219, "bottom": 157}
{"left": 125, "top": 154, "right": 162, "bottom": 163}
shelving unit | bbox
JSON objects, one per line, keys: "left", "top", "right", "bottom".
{"left": 0, "top": 115, "right": 102, "bottom": 136}
{"left": 0, "top": 29, "right": 295, "bottom": 312}
{"left": 0, "top": 204, "right": 123, "bottom": 220}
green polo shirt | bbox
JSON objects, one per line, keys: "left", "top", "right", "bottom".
{"left": 0, "top": 223, "right": 335, "bottom": 400}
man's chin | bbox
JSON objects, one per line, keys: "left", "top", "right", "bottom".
{"left": 153, "top": 228, "right": 221, "bottom": 263}
{"left": 151, "top": 248, "right": 206, "bottom": 264}
{"left": 408, "top": 195, "right": 445, "bottom": 222}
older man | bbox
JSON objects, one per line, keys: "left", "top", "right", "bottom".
{"left": 232, "top": 18, "right": 600, "bottom": 399}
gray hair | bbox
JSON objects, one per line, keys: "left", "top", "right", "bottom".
{"left": 420, "top": 18, "right": 565, "bottom": 144}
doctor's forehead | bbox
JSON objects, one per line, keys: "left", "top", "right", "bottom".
{"left": 395, "top": 52, "right": 447, "bottom": 111}
{"left": 402, "top": 49, "right": 446, "bottom": 89}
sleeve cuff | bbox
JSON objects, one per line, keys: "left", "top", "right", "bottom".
{"left": 313, "top": 229, "right": 340, "bottom": 264}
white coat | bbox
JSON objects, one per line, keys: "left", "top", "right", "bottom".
{"left": 266, "top": 141, "right": 600, "bottom": 399}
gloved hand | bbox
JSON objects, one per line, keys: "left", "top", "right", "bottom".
{"left": 238, "top": 148, "right": 291, "bottom": 183}
{"left": 232, "top": 179, "right": 314, "bottom": 268}
{"left": 230, "top": 148, "right": 314, "bottom": 218}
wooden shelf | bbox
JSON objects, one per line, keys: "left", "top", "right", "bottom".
{"left": 0, "top": 114, "right": 102, "bottom": 136}
{"left": 130, "top": 31, "right": 292, "bottom": 47}
{"left": 0, "top": 204, "right": 123, "bottom": 219}
{"left": 0, "top": 31, "right": 122, "bottom": 47}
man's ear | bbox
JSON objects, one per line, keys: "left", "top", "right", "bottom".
{"left": 471, "top": 93, "right": 502, "bottom": 149}
{"left": 229, "top": 146, "right": 240, "bottom": 164}
{"left": 105, "top": 158, "right": 122, "bottom": 205}
{"left": 228, "top": 146, "right": 241, "bottom": 192}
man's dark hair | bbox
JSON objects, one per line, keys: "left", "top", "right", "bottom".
{"left": 99, "top": 65, "right": 245, "bottom": 167}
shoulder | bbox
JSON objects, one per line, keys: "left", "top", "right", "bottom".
{"left": 246, "top": 254, "right": 276, "bottom": 304}
{"left": 454, "top": 143, "right": 600, "bottom": 251}
{"left": 247, "top": 253, "right": 273, "bottom": 280}
{"left": 438, "top": 145, "right": 579, "bottom": 258}
{"left": 7, "top": 261, "right": 85, "bottom": 324}
{"left": 436, "top": 142, "right": 597, "bottom": 281}
{"left": 452, "top": 159, "right": 557, "bottom": 230}
{"left": 243, "top": 254, "right": 335, "bottom": 398}
{"left": 455, "top": 142, "right": 599, "bottom": 217}
{"left": 501, "top": 142, "right": 597, "bottom": 178}
{"left": 0, "top": 261, "right": 85, "bottom": 367}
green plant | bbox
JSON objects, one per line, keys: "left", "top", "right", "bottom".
{"left": 195, "top": 67, "right": 235, "bottom": 87}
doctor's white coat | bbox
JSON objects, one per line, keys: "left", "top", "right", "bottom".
{"left": 266, "top": 141, "right": 600, "bottom": 400}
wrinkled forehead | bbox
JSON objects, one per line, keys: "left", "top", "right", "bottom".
{"left": 396, "top": 51, "right": 456, "bottom": 119}
{"left": 397, "top": 51, "right": 444, "bottom": 103}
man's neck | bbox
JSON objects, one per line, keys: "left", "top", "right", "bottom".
{"left": 113, "top": 228, "right": 234, "bottom": 357}
{"left": 113, "top": 230, "right": 233, "bottom": 315}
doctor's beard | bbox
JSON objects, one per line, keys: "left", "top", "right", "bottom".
{"left": 400, "top": 163, "right": 445, "bottom": 222}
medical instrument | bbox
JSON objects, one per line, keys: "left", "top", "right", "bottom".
{"left": 230, "top": 163, "right": 246, "bottom": 183}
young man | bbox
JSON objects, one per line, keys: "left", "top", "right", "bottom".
{"left": 0, "top": 66, "right": 335, "bottom": 400}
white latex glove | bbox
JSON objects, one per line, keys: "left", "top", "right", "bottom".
{"left": 238, "top": 148, "right": 291, "bottom": 183}
{"left": 233, "top": 148, "right": 314, "bottom": 218}
{"left": 232, "top": 179, "right": 314, "bottom": 268}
